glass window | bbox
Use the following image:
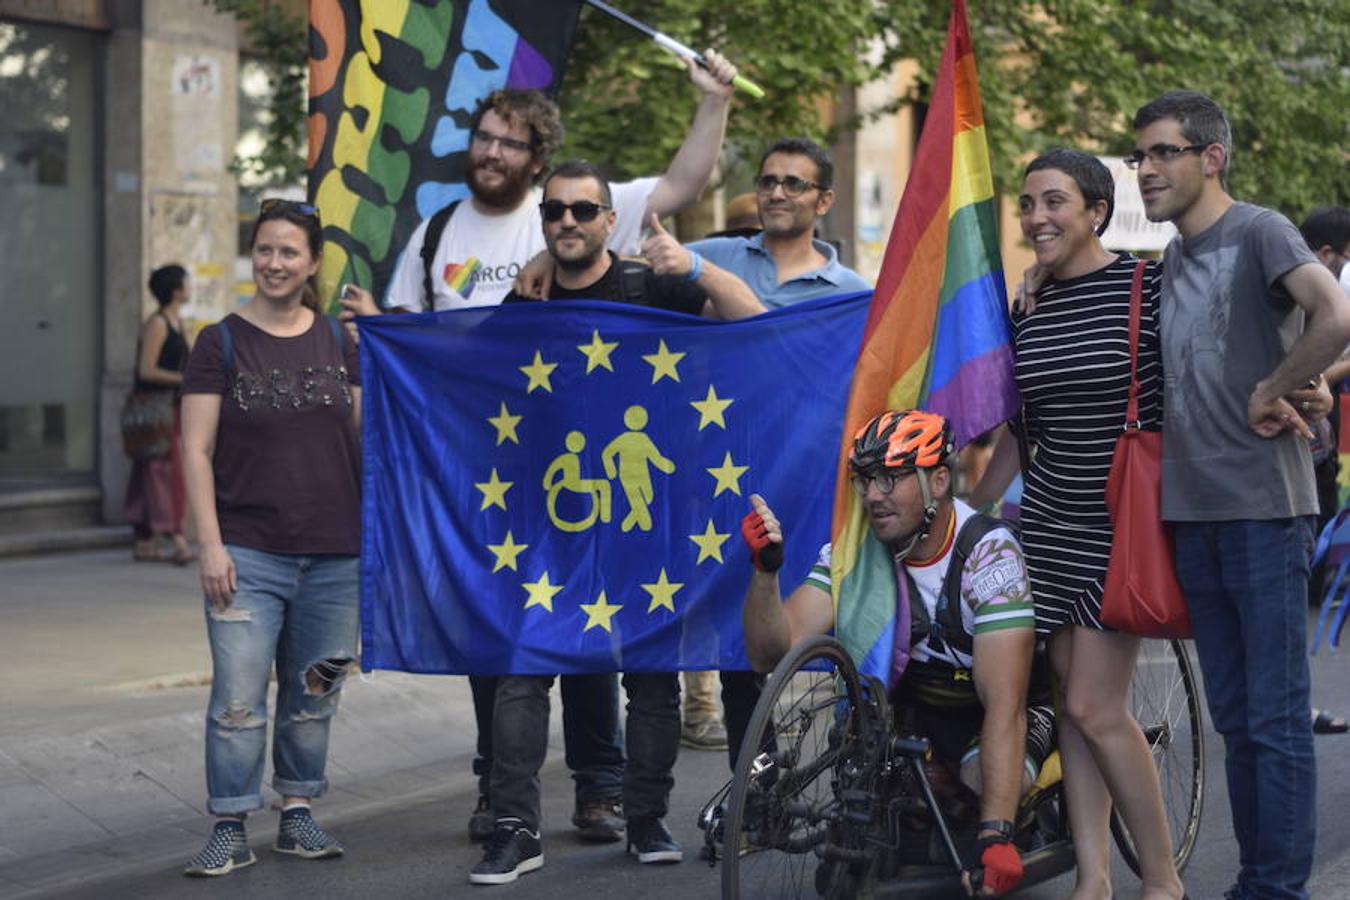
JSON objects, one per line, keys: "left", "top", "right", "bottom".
{"left": 0, "top": 21, "right": 98, "bottom": 482}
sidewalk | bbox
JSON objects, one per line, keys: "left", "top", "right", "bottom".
{"left": 0, "top": 550, "right": 500, "bottom": 897}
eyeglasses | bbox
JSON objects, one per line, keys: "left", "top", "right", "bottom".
{"left": 539, "top": 200, "right": 611, "bottom": 223}
{"left": 472, "top": 129, "right": 533, "bottom": 154}
{"left": 260, "top": 198, "right": 320, "bottom": 220}
{"left": 850, "top": 470, "right": 910, "bottom": 497}
{"left": 755, "top": 174, "right": 823, "bottom": 197}
{"left": 1122, "top": 143, "right": 1209, "bottom": 169}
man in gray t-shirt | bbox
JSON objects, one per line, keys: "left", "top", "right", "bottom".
{"left": 1132, "top": 91, "right": 1350, "bottom": 900}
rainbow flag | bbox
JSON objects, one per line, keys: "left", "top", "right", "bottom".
{"left": 307, "top": 0, "right": 582, "bottom": 307}
{"left": 830, "top": 0, "right": 1019, "bottom": 682}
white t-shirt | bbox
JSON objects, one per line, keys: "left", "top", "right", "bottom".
{"left": 384, "top": 177, "right": 659, "bottom": 312}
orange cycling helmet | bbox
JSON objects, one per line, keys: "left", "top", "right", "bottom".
{"left": 849, "top": 409, "right": 954, "bottom": 473}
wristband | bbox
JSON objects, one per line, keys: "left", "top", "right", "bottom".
{"left": 976, "top": 819, "right": 1014, "bottom": 846}
{"left": 685, "top": 250, "right": 704, "bottom": 282}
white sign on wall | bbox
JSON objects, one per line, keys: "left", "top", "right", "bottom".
{"left": 1098, "top": 156, "right": 1178, "bottom": 252}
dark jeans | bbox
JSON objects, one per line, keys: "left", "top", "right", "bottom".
{"left": 720, "top": 669, "right": 765, "bottom": 771}
{"left": 492, "top": 672, "right": 680, "bottom": 830}
{"left": 1174, "top": 517, "right": 1317, "bottom": 900}
{"left": 470, "top": 673, "right": 623, "bottom": 802}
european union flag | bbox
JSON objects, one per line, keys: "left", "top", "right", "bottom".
{"left": 359, "top": 293, "right": 869, "bottom": 675}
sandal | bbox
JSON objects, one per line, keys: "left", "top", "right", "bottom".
{"left": 133, "top": 539, "right": 175, "bottom": 562}
{"left": 171, "top": 536, "right": 198, "bottom": 567}
{"left": 1313, "top": 708, "right": 1348, "bottom": 734}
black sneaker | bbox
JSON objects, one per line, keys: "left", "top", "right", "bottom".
{"left": 184, "top": 820, "right": 256, "bottom": 877}
{"left": 273, "top": 807, "right": 344, "bottom": 859}
{"left": 469, "top": 819, "right": 544, "bottom": 885}
{"left": 626, "top": 816, "right": 683, "bottom": 864}
{"left": 469, "top": 794, "right": 494, "bottom": 842}
{"left": 572, "top": 795, "right": 624, "bottom": 843}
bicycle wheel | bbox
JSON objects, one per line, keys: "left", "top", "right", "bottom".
{"left": 1111, "top": 638, "right": 1205, "bottom": 874}
{"left": 721, "top": 635, "right": 875, "bottom": 900}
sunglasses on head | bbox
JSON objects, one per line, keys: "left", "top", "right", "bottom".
{"left": 260, "top": 198, "right": 321, "bottom": 221}
{"left": 539, "top": 200, "right": 611, "bottom": 223}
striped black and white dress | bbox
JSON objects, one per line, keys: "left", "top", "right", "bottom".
{"left": 1013, "top": 255, "right": 1163, "bottom": 634}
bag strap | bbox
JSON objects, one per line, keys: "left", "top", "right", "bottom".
{"left": 420, "top": 200, "right": 461, "bottom": 311}
{"left": 218, "top": 317, "right": 234, "bottom": 373}
{"left": 1124, "top": 259, "right": 1147, "bottom": 428}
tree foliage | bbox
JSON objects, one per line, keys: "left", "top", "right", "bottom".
{"left": 910, "top": 0, "right": 1349, "bottom": 214}
{"left": 209, "top": 0, "right": 308, "bottom": 187}
{"left": 224, "top": 0, "right": 1348, "bottom": 215}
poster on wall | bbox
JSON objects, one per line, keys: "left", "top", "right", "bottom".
{"left": 149, "top": 189, "right": 225, "bottom": 324}
{"left": 171, "top": 54, "right": 224, "bottom": 175}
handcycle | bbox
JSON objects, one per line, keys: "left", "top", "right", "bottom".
{"left": 699, "top": 634, "right": 1205, "bottom": 898}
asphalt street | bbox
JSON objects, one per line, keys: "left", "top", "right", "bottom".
{"left": 3, "top": 549, "right": 1349, "bottom": 899}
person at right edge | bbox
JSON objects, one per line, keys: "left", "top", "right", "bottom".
{"left": 1134, "top": 90, "right": 1350, "bottom": 900}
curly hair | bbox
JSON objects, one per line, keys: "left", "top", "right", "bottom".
{"left": 471, "top": 89, "right": 564, "bottom": 170}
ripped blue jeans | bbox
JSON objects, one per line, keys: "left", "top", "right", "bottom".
{"left": 203, "top": 545, "right": 359, "bottom": 816}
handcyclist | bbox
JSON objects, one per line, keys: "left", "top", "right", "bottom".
{"left": 740, "top": 409, "right": 1046, "bottom": 897}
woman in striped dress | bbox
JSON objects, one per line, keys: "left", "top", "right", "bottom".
{"left": 972, "top": 149, "right": 1183, "bottom": 900}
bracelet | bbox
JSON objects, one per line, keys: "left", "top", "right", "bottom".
{"left": 685, "top": 250, "right": 704, "bottom": 282}
{"left": 977, "top": 819, "right": 1014, "bottom": 842}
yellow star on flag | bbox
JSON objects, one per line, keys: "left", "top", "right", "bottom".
{"left": 519, "top": 350, "right": 558, "bottom": 393}
{"left": 707, "top": 452, "right": 749, "bottom": 497}
{"left": 487, "top": 530, "right": 528, "bottom": 572}
{"left": 475, "top": 468, "right": 513, "bottom": 510}
{"left": 577, "top": 329, "right": 619, "bottom": 374}
{"left": 487, "top": 402, "right": 523, "bottom": 445}
{"left": 580, "top": 590, "right": 623, "bottom": 633}
{"left": 689, "top": 519, "right": 731, "bottom": 565}
{"left": 642, "top": 339, "right": 685, "bottom": 384}
{"left": 690, "top": 385, "right": 734, "bottom": 430}
{"left": 641, "top": 568, "right": 684, "bottom": 614}
{"left": 521, "top": 571, "right": 564, "bottom": 612}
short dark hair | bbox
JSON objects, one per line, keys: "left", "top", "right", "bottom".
{"left": 1300, "top": 206, "right": 1350, "bottom": 253}
{"left": 147, "top": 264, "right": 187, "bottom": 307}
{"left": 1024, "top": 148, "right": 1116, "bottom": 235}
{"left": 471, "top": 89, "right": 564, "bottom": 170}
{"left": 1132, "top": 90, "right": 1233, "bottom": 174}
{"left": 758, "top": 137, "right": 834, "bottom": 191}
{"left": 543, "top": 159, "right": 612, "bottom": 206}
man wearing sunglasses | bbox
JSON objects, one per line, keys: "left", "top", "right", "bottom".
{"left": 669, "top": 137, "right": 871, "bottom": 309}
{"left": 365, "top": 49, "right": 739, "bottom": 316}
{"left": 469, "top": 159, "right": 762, "bottom": 886}
{"left": 1132, "top": 90, "right": 1350, "bottom": 900}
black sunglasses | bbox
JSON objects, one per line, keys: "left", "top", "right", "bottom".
{"left": 260, "top": 198, "right": 321, "bottom": 220}
{"left": 1122, "top": 143, "right": 1209, "bottom": 169}
{"left": 755, "top": 174, "right": 823, "bottom": 197}
{"left": 539, "top": 200, "right": 611, "bottom": 223}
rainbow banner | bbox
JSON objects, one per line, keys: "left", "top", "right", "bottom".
{"left": 307, "top": 0, "right": 582, "bottom": 307}
{"left": 830, "top": 0, "right": 1019, "bottom": 682}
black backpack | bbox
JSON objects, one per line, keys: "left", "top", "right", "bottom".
{"left": 903, "top": 513, "right": 1016, "bottom": 660}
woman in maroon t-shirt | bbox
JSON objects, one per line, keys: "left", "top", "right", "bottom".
{"left": 179, "top": 200, "right": 361, "bottom": 877}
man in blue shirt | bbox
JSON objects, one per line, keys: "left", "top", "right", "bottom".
{"left": 660, "top": 137, "right": 871, "bottom": 306}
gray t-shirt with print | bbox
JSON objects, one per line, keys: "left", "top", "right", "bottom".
{"left": 1160, "top": 201, "right": 1319, "bottom": 521}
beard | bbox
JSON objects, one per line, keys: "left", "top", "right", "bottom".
{"left": 548, "top": 229, "right": 607, "bottom": 271}
{"left": 467, "top": 156, "right": 536, "bottom": 209}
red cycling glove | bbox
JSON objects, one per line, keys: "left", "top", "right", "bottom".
{"left": 740, "top": 508, "right": 783, "bottom": 573}
{"left": 978, "top": 841, "right": 1023, "bottom": 895}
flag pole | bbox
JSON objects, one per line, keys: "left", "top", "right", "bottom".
{"left": 582, "top": 0, "right": 765, "bottom": 99}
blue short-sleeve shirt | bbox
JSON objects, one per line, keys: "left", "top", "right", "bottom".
{"left": 688, "top": 233, "right": 872, "bottom": 308}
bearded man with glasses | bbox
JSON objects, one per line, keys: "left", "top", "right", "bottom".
{"left": 340, "top": 51, "right": 742, "bottom": 850}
